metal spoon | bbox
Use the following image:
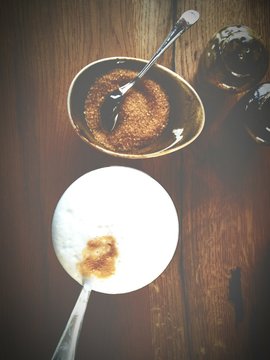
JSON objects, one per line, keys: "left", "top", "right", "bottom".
{"left": 100, "top": 10, "right": 200, "bottom": 132}
{"left": 51, "top": 281, "right": 92, "bottom": 360}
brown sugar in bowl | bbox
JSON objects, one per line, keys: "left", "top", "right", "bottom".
{"left": 67, "top": 57, "right": 205, "bottom": 159}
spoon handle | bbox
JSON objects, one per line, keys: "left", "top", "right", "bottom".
{"left": 119, "top": 10, "right": 199, "bottom": 93}
{"left": 51, "top": 286, "right": 91, "bottom": 360}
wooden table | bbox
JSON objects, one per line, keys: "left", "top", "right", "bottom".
{"left": 1, "top": 1, "right": 270, "bottom": 359}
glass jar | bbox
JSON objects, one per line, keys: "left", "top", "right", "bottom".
{"left": 238, "top": 83, "right": 270, "bottom": 145}
{"left": 198, "top": 25, "right": 269, "bottom": 92}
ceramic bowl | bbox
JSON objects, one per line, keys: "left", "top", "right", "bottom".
{"left": 67, "top": 57, "right": 205, "bottom": 159}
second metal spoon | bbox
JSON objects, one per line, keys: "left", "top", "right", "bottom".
{"left": 100, "top": 9, "right": 200, "bottom": 132}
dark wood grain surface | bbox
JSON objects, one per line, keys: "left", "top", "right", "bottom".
{"left": 1, "top": 1, "right": 270, "bottom": 359}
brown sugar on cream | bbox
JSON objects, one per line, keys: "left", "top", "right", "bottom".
{"left": 77, "top": 235, "right": 118, "bottom": 279}
{"left": 84, "top": 68, "right": 170, "bottom": 152}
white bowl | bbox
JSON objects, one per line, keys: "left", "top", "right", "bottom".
{"left": 52, "top": 166, "right": 179, "bottom": 294}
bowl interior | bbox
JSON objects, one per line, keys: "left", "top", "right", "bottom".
{"left": 68, "top": 57, "right": 205, "bottom": 158}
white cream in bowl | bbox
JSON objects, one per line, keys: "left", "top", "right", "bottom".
{"left": 52, "top": 166, "right": 179, "bottom": 294}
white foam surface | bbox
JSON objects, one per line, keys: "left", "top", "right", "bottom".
{"left": 52, "top": 166, "right": 179, "bottom": 294}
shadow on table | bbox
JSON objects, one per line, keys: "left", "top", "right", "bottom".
{"left": 192, "top": 81, "right": 260, "bottom": 192}
{"left": 250, "top": 244, "right": 270, "bottom": 359}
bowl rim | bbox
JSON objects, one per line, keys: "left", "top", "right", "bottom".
{"left": 67, "top": 56, "right": 205, "bottom": 159}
